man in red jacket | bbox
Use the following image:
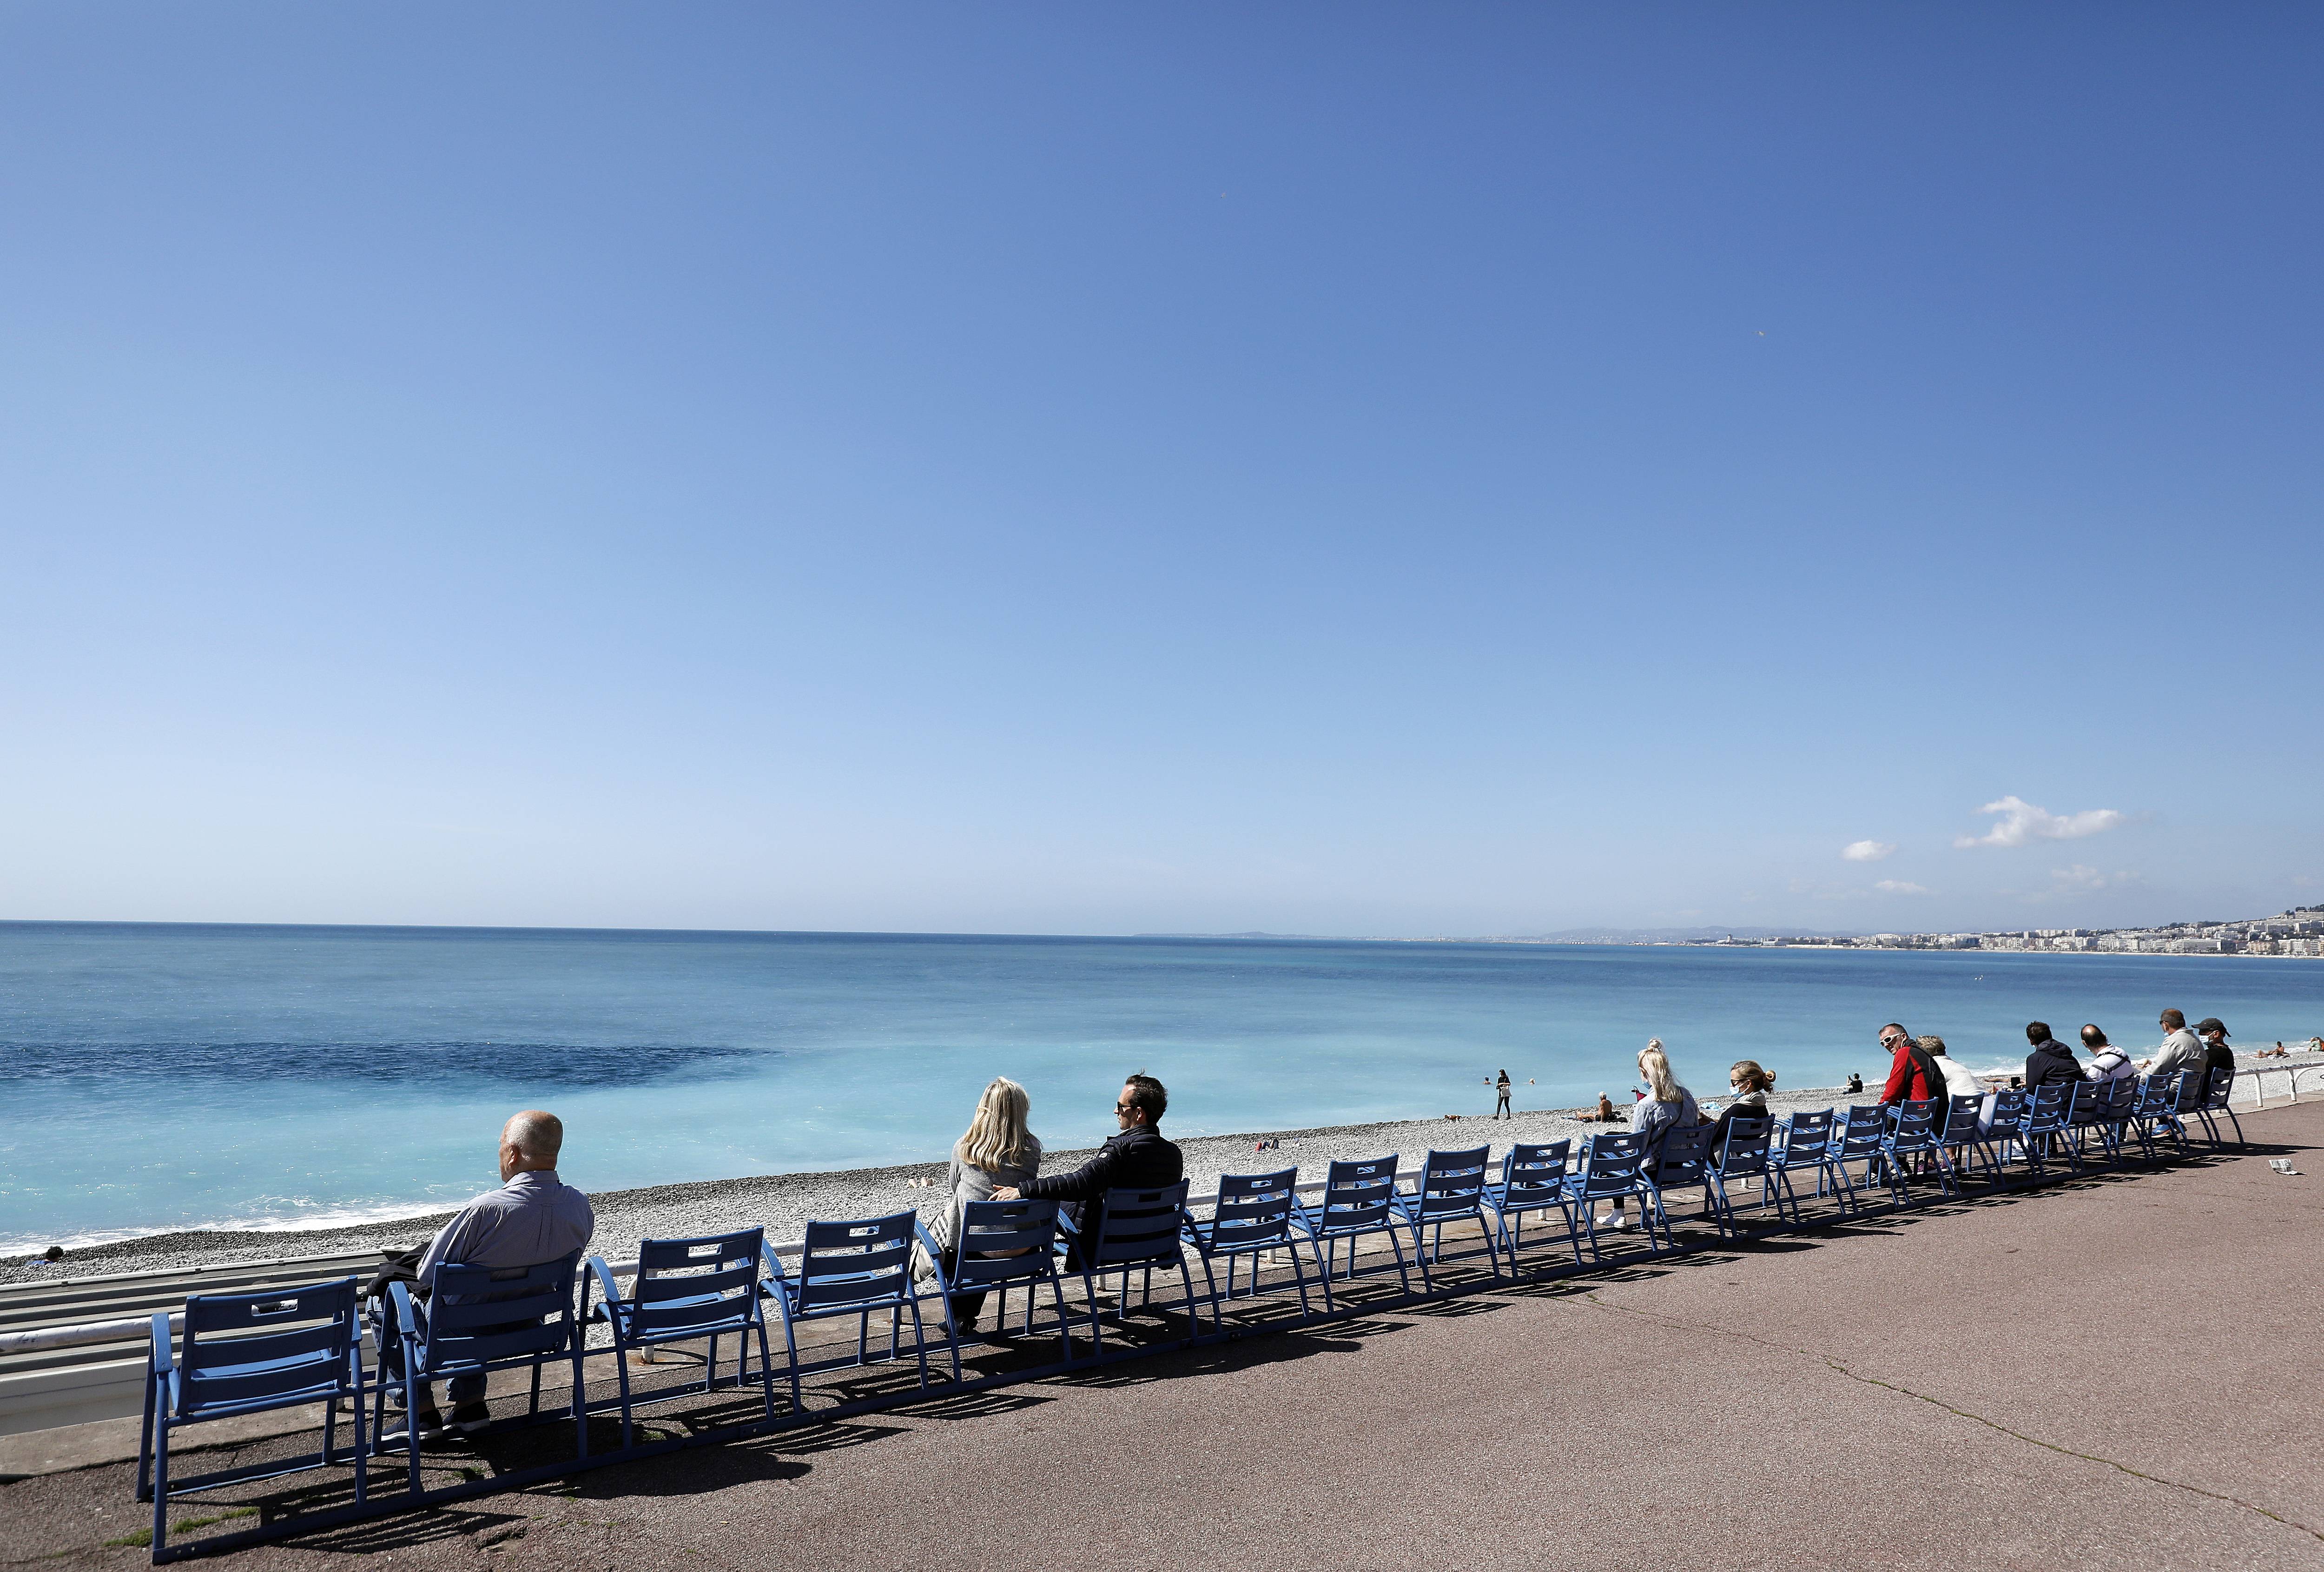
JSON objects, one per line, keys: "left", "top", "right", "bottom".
{"left": 1878, "top": 1022, "right": 1944, "bottom": 1104}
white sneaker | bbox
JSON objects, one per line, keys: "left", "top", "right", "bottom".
{"left": 1602, "top": 1213, "right": 1631, "bottom": 1232}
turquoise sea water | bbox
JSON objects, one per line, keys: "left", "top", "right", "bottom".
{"left": 4, "top": 922, "right": 2322, "bottom": 1250}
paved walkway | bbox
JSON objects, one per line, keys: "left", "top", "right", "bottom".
{"left": 7, "top": 1102, "right": 2322, "bottom": 1570}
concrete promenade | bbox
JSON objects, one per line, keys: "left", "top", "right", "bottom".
{"left": 6, "top": 1102, "right": 2322, "bottom": 1570}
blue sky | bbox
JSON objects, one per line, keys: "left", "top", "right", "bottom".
{"left": 2, "top": 5, "right": 2318, "bottom": 937}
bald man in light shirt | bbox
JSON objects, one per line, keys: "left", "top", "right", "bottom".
{"left": 393, "top": 1110, "right": 594, "bottom": 1435}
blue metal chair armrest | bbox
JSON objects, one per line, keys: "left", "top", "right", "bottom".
{"left": 911, "top": 1219, "right": 957, "bottom": 1295}
{"left": 149, "top": 1313, "right": 173, "bottom": 1379}
{"left": 387, "top": 1280, "right": 422, "bottom": 1337}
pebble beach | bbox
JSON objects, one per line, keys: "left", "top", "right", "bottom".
{"left": 9, "top": 1050, "right": 2315, "bottom": 1287}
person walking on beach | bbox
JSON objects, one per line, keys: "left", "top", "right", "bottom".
{"left": 913, "top": 1077, "right": 1042, "bottom": 1331}
{"left": 1605, "top": 1041, "right": 1697, "bottom": 1232}
{"left": 1492, "top": 1070, "right": 1513, "bottom": 1120}
{"left": 993, "top": 1072, "right": 1181, "bottom": 1268}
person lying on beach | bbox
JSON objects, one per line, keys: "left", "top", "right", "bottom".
{"left": 992, "top": 1072, "right": 1182, "bottom": 1268}
{"left": 382, "top": 1110, "right": 594, "bottom": 1439}
{"left": 912, "top": 1077, "right": 1042, "bottom": 1331}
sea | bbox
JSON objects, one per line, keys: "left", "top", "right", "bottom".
{"left": 4, "top": 922, "right": 2321, "bottom": 1252}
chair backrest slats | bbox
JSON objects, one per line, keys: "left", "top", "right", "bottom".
{"left": 178, "top": 1277, "right": 359, "bottom": 1416}
{"left": 1713, "top": 1116, "right": 1772, "bottom": 1175}
{"left": 1091, "top": 1182, "right": 1191, "bottom": 1267}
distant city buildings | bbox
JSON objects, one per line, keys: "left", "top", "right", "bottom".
{"left": 1708, "top": 905, "right": 2324, "bottom": 957}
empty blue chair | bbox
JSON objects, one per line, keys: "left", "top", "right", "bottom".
{"left": 1767, "top": 1110, "right": 1850, "bottom": 1221}
{"left": 2194, "top": 1062, "right": 2245, "bottom": 1149}
{"left": 1396, "top": 1146, "right": 1505, "bottom": 1285}
{"left": 1059, "top": 1181, "right": 1212, "bottom": 1353}
{"left": 1294, "top": 1156, "right": 1418, "bottom": 1308}
{"left": 1703, "top": 1115, "right": 1779, "bottom": 1237}
{"left": 1985, "top": 1087, "right": 2030, "bottom": 1173}
{"left": 587, "top": 1229, "right": 776, "bottom": 1447}
{"left": 1938, "top": 1093, "right": 1999, "bottom": 1186}
{"left": 1828, "top": 1104, "right": 1891, "bottom": 1207}
{"left": 1480, "top": 1140, "right": 1584, "bottom": 1268}
{"left": 139, "top": 1276, "right": 368, "bottom": 1557}
{"left": 765, "top": 1212, "right": 959, "bottom": 1410}
{"left": 1182, "top": 1168, "right": 1325, "bottom": 1321}
{"left": 1565, "top": 1131, "right": 1658, "bottom": 1261}
{"left": 1879, "top": 1097, "right": 1956, "bottom": 1202}
{"left": 380, "top": 1251, "right": 586, "bottom": 1491}
{"left": 934, "top": 1197, "right": 1076, "bottom": 1359}
{"left": 2014, "top": 1083, "right": 2080, "bottom": 1178}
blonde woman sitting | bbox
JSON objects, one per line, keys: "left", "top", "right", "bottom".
{"left": 1607, "top": 1040, "right": 1698, "bottom": 1231}
{"left": 913, "top": 1077, "right": 1043, "bottom": 1331}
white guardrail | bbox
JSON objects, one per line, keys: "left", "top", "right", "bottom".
{"left": 0, "top": 1180, "right": 1337, "bottom": 1360}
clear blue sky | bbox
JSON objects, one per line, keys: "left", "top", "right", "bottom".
{"left": 3, "top": 5, "right": 2318, "bottom": 936}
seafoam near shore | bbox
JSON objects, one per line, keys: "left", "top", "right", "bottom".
{"left": 0, "top": 1086, "right": 1852, "bottom": 1283}
{"left": 8, "top": 1052, "right": 2314, "bottom": 1286}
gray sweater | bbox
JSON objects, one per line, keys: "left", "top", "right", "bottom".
{"left": 1629, "top": 1089, "right": 1700, "bottom": 1169}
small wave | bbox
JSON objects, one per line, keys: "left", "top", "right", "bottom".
{"left": 0, "top": 1198, "right": 460, "bottom": 1256}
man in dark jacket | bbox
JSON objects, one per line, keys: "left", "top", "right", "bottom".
{"left": 2023, "top": 1022, "right": 2084, "bottom": 1090}
{"left": 2197, "top": 1018, "right": 2236, "bottom": 1097}
{"left": 994, "top": 1072, "right": 1182, "bottom": 1266}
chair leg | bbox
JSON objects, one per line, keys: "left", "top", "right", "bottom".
{"left": 151, "top": 1418, "right": 169, "bottom": 1557}
{"left": 136, "top": 1364, "right": 157, "bottom": 1503}
{"left": 403, "top": 1367, "right": 423, "bottom": 1496}
{"left": 777, "top": 1308, "right": 804, "bottom": 1415}
{"left": 612, "top": 1337, "right": 636, "bottom": 1451}
{"left": 574, "top": 1346, "right": 592, "bottom": 1455}
{"left": 1048, "top": 1272, "right": 1074, "bottom": 1362}
{"left": 903, "top": 1298, "right": 934, "bottom": 1390}
{"left": 350, "top": 1366, "right": 368, "bottom": 1507}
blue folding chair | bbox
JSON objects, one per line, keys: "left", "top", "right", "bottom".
{"left": 2167, "top": 1070, "right": 2209, "bottom": 1156}
{"left": 1878, "top": 1097, "right": 1956, "bottom": 1202}
{"left": 1565, "top": 1131, "right": 1657, "bottom": 1262}
{"left": 1480, "top": 1140, "right": 1584, "bottom": 1268}
{"left": 1395, "top": 1145, "right": 1505, "bottom": 1285}
{"left": 1829, "top": 1104, "right": 1891, "bottom": 1206}
{"left": 1938, "top": 1093, "right": 1999, "bottom": 1186}
{"left": 1985, "top": 1087, "right": 2030, "bottom": 1174}
{"left": 935, "top": 1197, "right": 1077, "bottom": 1359}
{"left": 2194, "top": 1063, "right": 2245, "bottom": 1149}
{"left": 1767, "top": 1110, "right": 1850, "bottom": 1221}
{"left": 379, "top": 1252, "right": 586, "bottom": 1491}
{"left": 2086, "top": 1077, "right": 2137, "bottom": 1163}
{"left": 765, "top": 1211, "right": 959, "bottom": 1411}
{"left": 139, "top": 1276, "right": 368, "bottom": 1558}
{"left": 1059, "top": 1181, "right": 1212, "bottom": 1353}
{"left": 586, "top": 1229, "right": 776, "bottom": 1447}
{"left": 2065, "top": 1077, "right": 2110, "bottom": 1165}
{"left": 1182, "top": 1168, "right": 1325, "bottom": 1321}
{"left": 2125, "top": 1074, "right": 2183, "bottom": 1161}
{"left": 1637, "top": 1124, "right": 1715, "bottom": 1249}
{"left": 1294, "top": 1156, "right": 1419, "bottom": 1308}
{"left": 1703, "top": 1116, "right": 1779, "bottom": 1237}
{"left": 2013, "top": 1083, "right": 2080, "bottom": 1178}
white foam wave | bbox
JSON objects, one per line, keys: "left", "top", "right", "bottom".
{"left": 2, "top": 1198, "right": 457, "bottom": 1256}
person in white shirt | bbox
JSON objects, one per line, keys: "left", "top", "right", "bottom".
{"left": 1920, "top": 1036, "right": 1996, "bottom": 1136}
{"left": 2144, "top": 1009, "right": 2207, "bottom": 1078}
{"left": 2079, "top": 1024, "right": 2136, "bottom": 1081}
